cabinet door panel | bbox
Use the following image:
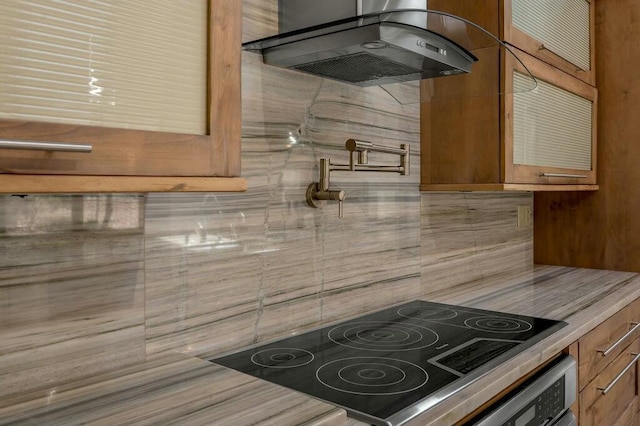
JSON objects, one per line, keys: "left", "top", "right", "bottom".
{"left": 505, "top": 51, "right": 597, "bottom": 185}
{"left": 0, "top": 0, "right": 207, "bottom": 135}
{"left": 512, "top": 0, "right": 590, "bottom": 71}
{"left": 504, "top": 0, "right": 595, "bottom": 85}
{"left": 512, "top": 72, "right": 592, "bottom": 170}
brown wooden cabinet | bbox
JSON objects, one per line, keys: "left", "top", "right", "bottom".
{"left": 421, "top": 49, "right": 598, "bottom": 192}
{"left": 571, "top": 297, "right": 640, "bottom": 426}
{"left": 422, "top": 1, "right": 598, "bottom": 192}
{"left": 0, "top": 0, "right": 245, "bottom": 194}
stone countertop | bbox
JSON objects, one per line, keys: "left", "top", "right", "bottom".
{"left": 0, "top": 354, "right": 345, "bottom": 426}
{"left": 1, "top": 265, "right": 640, "bottom": 426}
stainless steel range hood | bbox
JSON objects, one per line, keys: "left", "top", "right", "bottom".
{"left": 243, "top": 0, "right": 478, "bottom": 86}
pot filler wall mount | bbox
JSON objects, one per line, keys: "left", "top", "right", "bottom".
{"left": 244, "top": 1, "right": 538, "bottom": 217}
{"left": 306, "top": 139, "right": 410, "bottom": 218}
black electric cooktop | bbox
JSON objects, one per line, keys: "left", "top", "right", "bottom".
{"left": 211, "top": 300, "right": 566, "bottom": 426}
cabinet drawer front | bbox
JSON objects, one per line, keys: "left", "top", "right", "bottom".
{"left": 512, "top": 0, "right": 591, "bottom": 71}
{"left": 579, "top": 299, "right": 640, "bottom": 391}
{"left": 512, "top": 72, "right": 592, "bottom": 171}
{"left": 580, "top": 338, "right": 640, "bottom": 426}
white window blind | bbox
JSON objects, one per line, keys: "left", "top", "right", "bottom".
{"left": 0, "top": 0, "right": 207, "bottom": 134}
{"left": 513, "top": 72, "right": 592, "bottom": 171}
{"left": 512, "top": 0, "right": 590, "bottom": 71}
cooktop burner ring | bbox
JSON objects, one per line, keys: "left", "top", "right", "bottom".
{"left": 338, "top": 363, "right": 407, "bottom": 387}
{"left": 250, "top": 347, "right": 314, "bottom": 369}
{"left": 397, "top": 305, "right": 458, "bottom": 321}
{"left": 328, "top": 321, "right": 439, "bottom": 351}
{"left": 316, "top": 357, "right": 429, "bottom": 396}
{"left": 464, "top": 316, "right": 533, "bottom": 333}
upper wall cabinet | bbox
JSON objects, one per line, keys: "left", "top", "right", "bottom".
{"left": 503, "top": 0, "right": 595, "bottom": 86}
{"left": 421, "top": 0, "right": 597, "bottom": 192}
{"left": 0, "top": 0, "right": 244, "bottom": 193}
{"left": 421, "top": 49, "right": 597, "bottom": 191}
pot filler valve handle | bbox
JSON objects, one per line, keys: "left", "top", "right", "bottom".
{"left": 306, "top": 140, "right": 409, "bottom": 218}
{"left": 306, "top": 181, "right": 345, "bottom": 218}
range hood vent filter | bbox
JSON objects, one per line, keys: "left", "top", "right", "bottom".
{"left": 292, "top": 52, "right": 422, "bottom": 84}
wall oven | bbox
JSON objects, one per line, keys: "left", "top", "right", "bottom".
{"left": 464, "top": 355, "right": 577, "bottom": 426}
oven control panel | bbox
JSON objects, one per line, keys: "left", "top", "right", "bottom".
{"left": 466, "top": 355, "right": 576, "bottom": 426}
{"left": 506, "top": 377, "right": 565, "bottom": 426}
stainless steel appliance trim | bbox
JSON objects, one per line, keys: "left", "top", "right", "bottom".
{"left": 539, "top": 173, "right": 588, "bottom": 179}
{"left": 598, "top": 322, "right": 640, "bottom": 356}
{"left": 597, "top": 352, "right": 640, "bottom": 395}
{"left": 555, "top": 410, "right": 577, "bottom": 426}
{"left": 362, "top": 0, "right": 427, "bottom": 15}
{"left": 362, "top": 1, "right": 427, "bottom": 27}
{"left": 385, "top": 321, "right": 568, "bottom": 426}
{"left": 0, "top": 140, "right": 93, "bottom": 153}
{"left": 469, "top": 355, "right": 577, "bottom": 426}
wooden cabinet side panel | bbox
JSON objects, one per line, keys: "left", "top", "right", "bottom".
{"left": 428, "top": 0, "right": 501, "bottom": 37}
{"left": 420, "top": 47, "right": 501, "bottom": 185}
{"left": 534, "top": 191, "right": 605, "bottom": 269}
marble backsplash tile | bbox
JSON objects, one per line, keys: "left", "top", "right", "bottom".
{"left": 143, "top": 191, "right": 532, "bottom": 361}
{"left": 144, "top": 47, "right": 423, "bottom": 359}
{"left": 421, "top": 192, "right": 534, "bottom": 295}
{"left": 0, "top": 195, "right": 145, "bottom": 400}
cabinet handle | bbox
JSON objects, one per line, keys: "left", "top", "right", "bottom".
{"left": 539, "top": 173, "right": 588, "bottom": 179}
{"left": 596, "top": 352, "right": 640, "bottom": 395}
{"left": 598, "top": 322, "right": 640, "bottom": 356}
{"left": 0, "top": 140, "right": 92, "bottom": 153}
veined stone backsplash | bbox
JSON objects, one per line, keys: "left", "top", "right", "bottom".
{"left": 0, "top": 195, "right": 145, "bottom": 400}
{"left": 0, "top": 189, "right": 531, "bottom": 401}
{"left": 144, "top": 49, "right": 424, "bottom": 360}
{"left": 0, "top": 0, "right": 532, "bottom": 403}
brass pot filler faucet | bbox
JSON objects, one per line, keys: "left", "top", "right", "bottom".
{"left": 306, "top": 139, "right": 410, "bottom": 218}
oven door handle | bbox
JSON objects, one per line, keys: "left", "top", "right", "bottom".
{"left": 597, "top": 352, "right": 640, "bottom": 395}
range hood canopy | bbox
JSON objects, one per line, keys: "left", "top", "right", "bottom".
{"left": 243, "top": 2, "right": 537, "bottom": 94}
